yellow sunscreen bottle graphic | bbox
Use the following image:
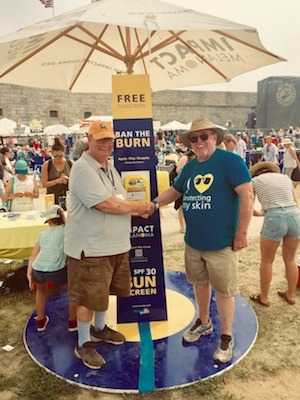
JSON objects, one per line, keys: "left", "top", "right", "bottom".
{"left": 124, "top": 175, "right": 149, "bottom": 202}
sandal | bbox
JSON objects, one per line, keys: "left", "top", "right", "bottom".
{"left": 249, "top": 294, "right": 270, "bottom": 307}
{"left": 277, "top": 291, "right": 295, "bottom": 305}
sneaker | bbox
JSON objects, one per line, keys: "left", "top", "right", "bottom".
{"left": 74, "top": 342, "right": 105, "bottom": 369}
{"left": 36, "top": 315, "right": 49, "bottom": 332}
{"left": 213, "top": 334, "right": 234, "bottom": 363}
{"left": 183, "top": 318, "right": 213, "bottom": 343}
{"left": 90, "top": 325, "right": 125, "bottom": 345}
{"left": 68, "top": 319, "right": 78, "bottom": 332}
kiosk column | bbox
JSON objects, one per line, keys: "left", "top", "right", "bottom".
{"left": 112, "top": 74, "right": 167, "bottom": 323}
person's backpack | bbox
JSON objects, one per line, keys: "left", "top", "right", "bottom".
{"left": 291, "top": 167, "right": 300, "bottom": 182}
{"left": 0, "top": 264, "right": 29, "bottom": 295}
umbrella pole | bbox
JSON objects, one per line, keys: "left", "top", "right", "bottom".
{"left": 125, "top": 58, "right": 134, "bottom": 74}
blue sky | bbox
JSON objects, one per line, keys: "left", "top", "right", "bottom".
{"left": 0, "top": 0, "right": 299, "bottom": 92}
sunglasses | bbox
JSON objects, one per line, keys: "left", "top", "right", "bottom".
{"left": 189, "top": 132, "right": 210, "bottom": 143}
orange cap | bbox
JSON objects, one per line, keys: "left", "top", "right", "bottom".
{"left": 88, "top": 121, "right": 115, "bottom": 140}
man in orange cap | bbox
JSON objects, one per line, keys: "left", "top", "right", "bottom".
{"left": 65, "top": 120, "right": 152, "bottom": 369}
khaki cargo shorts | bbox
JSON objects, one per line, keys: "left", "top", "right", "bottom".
{"left": 68, "top": 252, "right": 131, "bottom": 311}
{"left": 185, "top": 244, "right": 238, "bottom": 296}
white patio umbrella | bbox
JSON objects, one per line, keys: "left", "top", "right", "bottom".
{"left": 0, "top": 0, "right": 284, "bottom": 93}
{"left": 43, "top": 124, "right": 70, "bottom": 136}
{"left": 160, "top": 120, "right": 189, "bottom": 131}
{"left": 0, "top": 118, "right": 17, "bottom": 136}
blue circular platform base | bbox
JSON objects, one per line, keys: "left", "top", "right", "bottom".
{"left": 24, "top": 271, "right": 258, "bottom": 393}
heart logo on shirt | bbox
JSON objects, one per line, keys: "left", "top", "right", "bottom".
{"left": 194, "top": 174, "right": 214, "bottom": 193}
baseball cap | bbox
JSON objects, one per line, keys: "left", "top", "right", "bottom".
{"left": 15, "top": 159, "right": 28, "bottom": 175}
{"left": 88, "top": 121, "right": 115, "bottom": 140}
{"left": 41, "top": 204, "right": 61, "bottom": 222}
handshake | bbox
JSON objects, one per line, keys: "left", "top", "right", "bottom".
{"left": 132, "top": 201, "right": 157, "bottom": 218}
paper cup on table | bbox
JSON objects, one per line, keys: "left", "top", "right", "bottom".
{"left": 44, "top": 194, "right": 55, "bottom": 209}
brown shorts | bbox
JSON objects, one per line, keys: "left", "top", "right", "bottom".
{"left": 68, "top": 252, "right": 131, "bottom": 311}
{"left": 184, "top": 244, "right": 238, "bottom": 296}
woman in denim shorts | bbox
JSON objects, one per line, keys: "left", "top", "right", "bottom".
{"left": 250, "top": 161, "right": 300, "bottom": 307}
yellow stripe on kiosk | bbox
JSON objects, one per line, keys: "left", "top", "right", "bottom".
{"left": 112, "top": 74, "right": 152, "bottom": 120}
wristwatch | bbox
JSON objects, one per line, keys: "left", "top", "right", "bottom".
{"left": 151, "top": 197, "right": 159, "bottom": 211}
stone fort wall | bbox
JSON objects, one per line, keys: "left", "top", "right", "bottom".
{"left": 0, "top": 83, "right": 256, "bottom": 129}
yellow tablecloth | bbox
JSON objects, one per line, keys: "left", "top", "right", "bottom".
{"left": 0, "top": 211, "right": 47, "bottom": 259}
{"left": 0, "top": 172, "right": 169, "bottom": 260}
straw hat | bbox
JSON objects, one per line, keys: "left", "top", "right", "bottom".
{"left": 282, "top": 137, "right": 293, "bottom": 145}
{"left": 250, "top": 161, "right": 280, "bottom": 178}
{"left": 179, "top": 118, "right": 225, "bottom": 147}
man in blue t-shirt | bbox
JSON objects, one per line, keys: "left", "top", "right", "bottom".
{"left": 151, "top": 118, "right": 253, "bottom": 363}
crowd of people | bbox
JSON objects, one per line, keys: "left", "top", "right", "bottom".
{"left": 0, "top": 119, "right": 299, "bottom": 370}
{"left": 156, "top": 125, "right": 300, "bottom": 172}
{"left": 0, "top": 135, "right": 90, "bottom": 211}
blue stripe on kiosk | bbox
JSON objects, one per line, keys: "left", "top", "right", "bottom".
{"left": 138, "top": 322, "right": 155, "bottom": 393}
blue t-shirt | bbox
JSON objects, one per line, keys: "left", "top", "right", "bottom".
{"left": 32, "top": 225, "right": 66, "bottom": 272}
{"left": 173, "top": 149, "right": 251, "bottom": 251}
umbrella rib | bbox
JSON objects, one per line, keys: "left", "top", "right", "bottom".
{"left": 132, "top": 31, "right": 157, "bottom": 58}
{"left": 169, "top": 30, "right": 229, "bottom": 81}
{"left": 117, "top": 26, "right": 128, "bottom": 57}
{"left": 76, "top": 25, "right": 124, "bottom": 59}
{"left": 65, "top": 34, "right": 124, "bottom": 61}
{"left": 134, "top": 28, "right": 147, "bottom": 74}
{"left": 214, "top": 30, "right": 287, "bottom": 61}
{"left": 0, "top": 25, "right": 78, "bottom": 80}
{"left": 135, "top": 31, "right": 186, "bottom": 61}
{"left": 69, "top": 28, "right": 108, "bottom": 91}
{"left": 126, "top": 27, "right": 131, "bottom": 56}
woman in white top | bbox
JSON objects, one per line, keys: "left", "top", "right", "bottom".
{"left": 0, "top": 146, "right": 14, "bottom": 184}
{"left": 4, "top": 159, "right": 39, "bottom": 211}
{"left": 250, "top": 161, "right": 300, "bottom": 307}
{"left": 0, "top": 179, "right": 5, "bottom": 210}
{"left": 282, "top": 137, "right": 300, "bottom": 179}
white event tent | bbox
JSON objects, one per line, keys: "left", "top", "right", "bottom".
{"left": 0, "top": 118, "right": 17, "bottom": 136}
{"left": 160, "top": 120, "right": 190, "bottom": 131}
{"left": 43, "top": 124, "right": 70, "bottom": 136}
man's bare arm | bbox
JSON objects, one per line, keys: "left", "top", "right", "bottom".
{"left": 95, "top": 196, "right": 153, "bottom": 216}
{"left": 156, "top": 187, "right": 182, "bottom": 207}
{"left": 233, "top": 182, "right": 254, "bottom": 251}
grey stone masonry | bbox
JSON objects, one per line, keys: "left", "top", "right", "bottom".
{"left": 0, "top": 83, "right": 256, "bottom": 128}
